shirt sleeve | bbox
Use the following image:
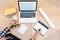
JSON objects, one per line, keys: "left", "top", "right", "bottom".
{"left": 0, "top": 27, "right": 9, "bottom": 39}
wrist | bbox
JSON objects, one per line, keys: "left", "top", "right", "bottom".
{"left": 8, "top": 20, "right": 17, "bottom": 28}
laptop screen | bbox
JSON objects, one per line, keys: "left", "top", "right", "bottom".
{"left": 19, "top": 2, "right": 37, "bottom": 11}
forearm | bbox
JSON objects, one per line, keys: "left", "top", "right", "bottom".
{"left": 8, "top": 20, "right": 17, "bottom": 29}
{"left": 30, "top": 29, "right": 41, "bottom": 40}
{"left": 0, "top": 16, "right": 18, "bottom": 39}
{"left": 0, "top": 20, "right": 17, "bottom": 39}
{"left": 33, "top": 32, "right": 39, "bottom": 39}
{"left": 0, "top": 27, "right": 9, "bottom": 39}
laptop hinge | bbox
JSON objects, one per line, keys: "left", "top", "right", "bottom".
{"left": 20, "top": 10, "right": 35, "bottom": 12}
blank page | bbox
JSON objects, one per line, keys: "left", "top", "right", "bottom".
{"left": 18, "top": 24, "right": 28, "bottom": 34}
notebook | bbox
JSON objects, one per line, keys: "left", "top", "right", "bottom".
{"left": 33, "top": 21, "right": 49, "bottom": 36}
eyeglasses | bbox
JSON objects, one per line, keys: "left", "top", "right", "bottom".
{"left": 11, "top": 24, "right": 20, "bottom": 29}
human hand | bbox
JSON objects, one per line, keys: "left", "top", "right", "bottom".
{"left": 8, "top": 16, "right": 18, "bottom": 29}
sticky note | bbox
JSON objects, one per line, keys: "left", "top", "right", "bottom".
{"left": 4, "top": 8, "right": 16, "bottom": 16}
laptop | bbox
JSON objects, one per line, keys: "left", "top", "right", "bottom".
{"left": 18, "top": 0, "right": 38, "bottom": 23}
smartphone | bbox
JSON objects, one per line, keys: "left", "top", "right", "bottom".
{"left": 5, "top": 33, "right": 21, "bottom": 40}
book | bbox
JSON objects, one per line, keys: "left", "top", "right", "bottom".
{"left": 4, "top": 8, "right": 16, "bottom": 16}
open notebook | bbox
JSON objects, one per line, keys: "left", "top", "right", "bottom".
{"left": 33, "top": 21, "right": 49, "bottom": 36}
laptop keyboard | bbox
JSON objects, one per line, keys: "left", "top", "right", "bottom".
{"left": 20, "top": 12, "right": 35, "bottom": 18}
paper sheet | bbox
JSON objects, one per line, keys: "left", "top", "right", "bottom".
{"left": 18, "top": 24, "right": 28, "bottom": 34}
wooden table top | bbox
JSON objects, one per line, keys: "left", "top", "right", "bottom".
{"left": 0, "top": 0, "right": 60, "bottom": 40}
